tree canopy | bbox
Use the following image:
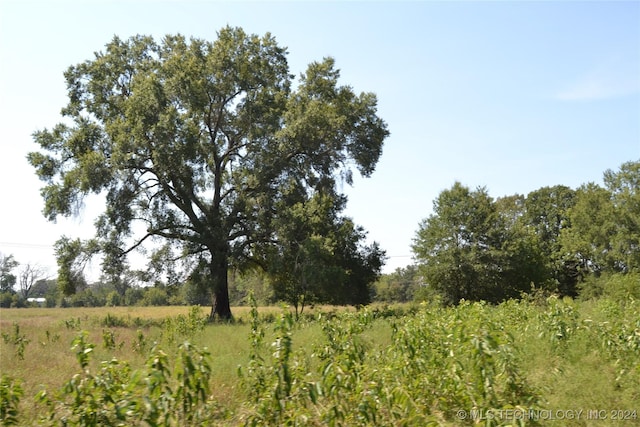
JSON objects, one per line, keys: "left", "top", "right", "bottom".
{"left": 561, "top": 160, "right": 640, "bottom": 276}
{"left": 267, "top": 192, "right": 384, "bottom": 317}
{"left": 412, "top": 160, "right": 639, "bottom": 305}
{"left": 28, "top": 27, "right": 389, "bottom": 319}
{"left": 413, "top": 183, "right": 547, "bottom": 304}
{"left": 0, "top": 253, "right": 18, "bottom": 293}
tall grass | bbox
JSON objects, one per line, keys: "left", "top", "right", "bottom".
{"left": 0, "top": 297, "right": 638, "bottom": 426}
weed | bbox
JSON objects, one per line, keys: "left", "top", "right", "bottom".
{"left": 63, "top": 317, "right": 81, "bottom": 330}
{"left": 100, "top": 312, "right": 129, "bottom": 328}
{"left": 161, "top": 306, "right": 207, "bottom": 344}
{"left": 0, "top": 375, "right": 22, "bottom": 426}
{"left": 1, "top": 323, "right": 30, "bottom": 360}
{"left": 132, "top": 329, "right": 148, "bottom": 353}
{"left": 102, "top": 329, "right": 116, "bottom": 350}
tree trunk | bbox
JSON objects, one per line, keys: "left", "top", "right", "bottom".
{"left": 209, "top": 255, "right": 232, "bottom": 321}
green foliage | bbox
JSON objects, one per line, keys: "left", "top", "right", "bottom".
{"left": 239, "top": 302, "right": 541, "bottom": 426}
{"left": 560, "top": 160, "right": 640, "bottom": 277}
{"left": 0, "top": 375, "right": 23, "bottom": 426}
{"left": 29, "top": 27, "right": 388, "bottom": 319}
{"left": 578, "top": 272, "right": 640, "bottom": 301}
{"left": 0, "top": 253, "right": 18, "bottom": 293}
{"left": 374, "top": 265, "right": 423, "bottom": 303}
{"left": 560, "top": 183, "right": 618, "bottom": 275}
{"left": 536, "top": 296, "right": 578, "bottom": 345}
{"left": 105, "top": 291, "right": 121, "bottom": 307}
{"left": 68, "top": 288, "right": 104, "bottom": 307}
{"left": 2, "top": 298, "right": 639, "bottom": 425}
{"left": 412, "top": 161, "right": 639, "bottom": 304}
{"left": 228, "top": 270, "right": 274, "bottom": 306}
{"left": 143, "top": 343, "right": 213, "bottom": 426}
{"left": 36, "top": 331, "right": 216, "bottom": 426}
{"left": 53, "top": 237, "right": 94, "bottom": 296}
{"left": 268, "top": 193, "right": 385, "bottom": 316}
{"left": 101, "top": 329, "right": 117, "bottom": 350}
{"left": 160, "top": 306, "right": 208, "bottom": 344}
{"left": 124, "top": 287, "right": 144, "bottom": 306}
{"left": 413, "top": 182, "right": 545, "bottom": 304}
{"left": 603, "top": 160, "right": 640, "bottom": 271}
{"left": 141, "top": 286, "right": 169, "bottom": 307}
{"left": 0, "top": 291, "right": 13, "bottom": 308}
{"left": 522, "top": 185, "right": 577, "bottom": 295}
{"left": 1, "top": 323, "right": 31, "bottom": 360}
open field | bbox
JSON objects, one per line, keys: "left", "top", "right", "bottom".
{"left": 1, "top": 298, "right": 639, "bottom": 426}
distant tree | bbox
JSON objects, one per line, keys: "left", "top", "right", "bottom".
{"left": 124, "top": 287, "right": 144, "bottom": 306}
{"left": 17, "top": 263, "right": 49, "bottom": 299}
{"left": 30, "top": 278, "right": 58, "bottom": 298}
{"left": 413, "top": 182, "right": 547, "bottom": 304}
{"left": 227, "top": 269, "right": 273, "bottom": 306}
{"left": 0, "top": 293, "right": 12, "bottom": 308}
{"left": 141, "top": 286, "right": 169, "bottom": 306}
{"left": 412, "top": 183, "right": 502, "bottom": 304}
{"left": 374, "top": 265, "right": 422, "bottom": 303}
{"left": 29, "top": 279, "right": 58, "bottom": 307}
{"left": 28, "top": 27, "right": 388, "bottom": 319}
{"left": 0, "top": 253, "right": 18, "bottom": 293}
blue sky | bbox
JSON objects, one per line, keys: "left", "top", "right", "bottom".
{"left": 1, "top": 0, "right": 639, "bottom": 278}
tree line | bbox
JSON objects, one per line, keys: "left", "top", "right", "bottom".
{"left": 387, "top": 159, "right": 639, "bottom": 305}
{"left": 3, "top": 159, "right": 637, "bottom": 309}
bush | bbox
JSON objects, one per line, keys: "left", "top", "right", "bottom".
{"left": 36, "top": 332, "right": 215, "bottom": 426}
{"left": 124, "top": 287, "right": 144, "bottom": 306}
{"left": 0, "top": 292, "right": 13, "bottom": 308}
{"left": 141, "top": 287, "right": 168, "bottom": 306}
{"left": 105, "top": 291, "right": 121, "bottom": 307}
{"left": 181, "top": 280, "right": 211, "bottom": 306}
{"left": 579, "top": 272, "right": 640, "bottom": 301}
{"left": 0, "top": 375, "right": 23, "bottom": 425}
{"left": 9, "top": 295, "right": 25, "bottom": 308}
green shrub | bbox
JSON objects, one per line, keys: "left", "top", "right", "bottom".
{"left": 141, "top": 287, "right": 169, "bottom": 306}
{"left": 579, "top": 272, "right": 640, "bottom": 301}
{"left": 36, "top": 331, "right": 216, "bottom": 426}
{"left": 0, "top": 291, "right": 13, "bottom": 308}
{"left": 1, "top": 323, "right": 30, "bottom": 360}
{"left": 0, "top": 375, "right": 22, "bottom": 426}
{"left": 105, "top": 291, "right": 121, "bottom": 307}
{"left": 124, "top": 287, "right": 144, "bottom": 306}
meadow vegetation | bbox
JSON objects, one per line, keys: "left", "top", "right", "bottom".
{"left": 1, "top": 293, "right": 638, "bottom": 426}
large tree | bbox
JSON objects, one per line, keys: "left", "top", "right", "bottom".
{"left": 412, "top": 183, "right": 501, "bottom": 304}
{"left": 28, "top": 27, "right": 388, "bottom": 319}
{"left": 412, "top": 183, "right": 547, "bottom": 304}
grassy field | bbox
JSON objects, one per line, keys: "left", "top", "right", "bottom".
{"left": 0, "top": 298, "right": 638, "bottom": 426}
